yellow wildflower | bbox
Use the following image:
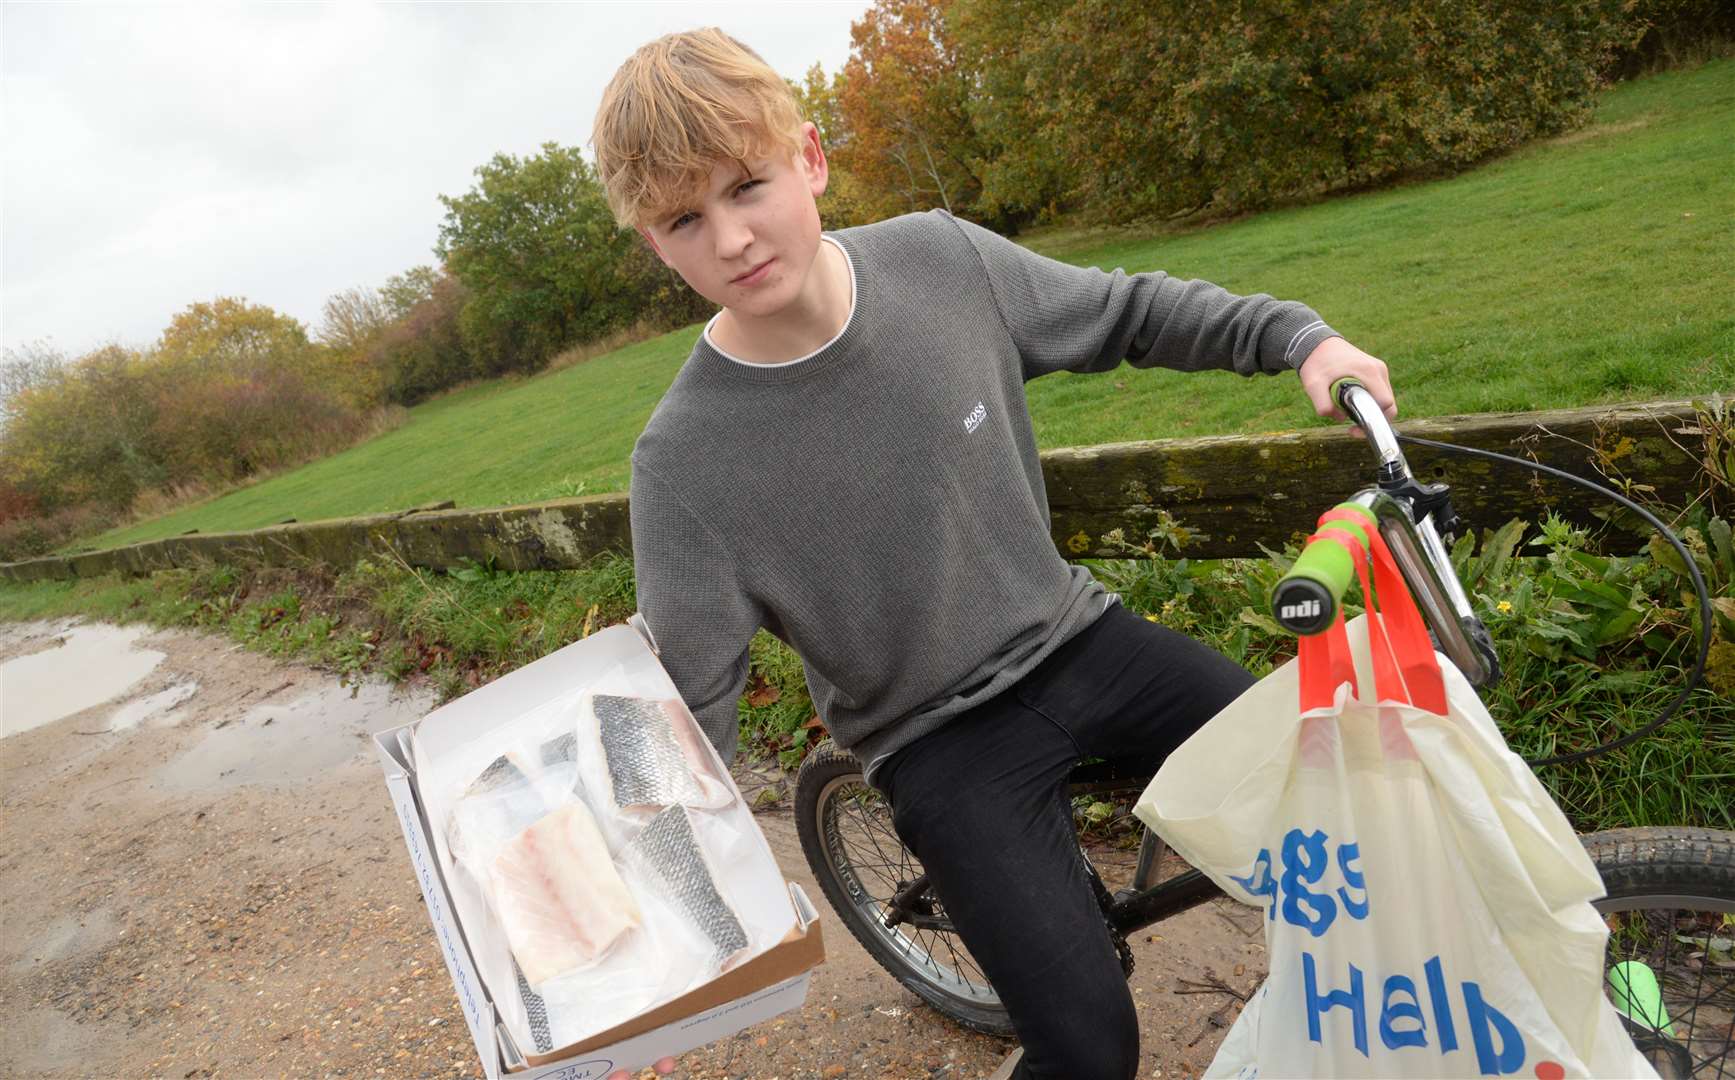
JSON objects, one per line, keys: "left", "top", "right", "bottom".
{"left": 1496, "top": 600, "right": 1513, "bottom": 614}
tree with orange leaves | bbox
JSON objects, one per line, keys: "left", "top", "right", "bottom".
{"left": 835, "top": 0, "right": 991, "bottom": 225}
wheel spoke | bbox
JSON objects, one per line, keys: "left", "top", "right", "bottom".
{"left": 817, "top": 774, "right": 1001, "bottom": 1007}
{"left": 1603, "top": 903, "right": 1735, "bottom": 1078}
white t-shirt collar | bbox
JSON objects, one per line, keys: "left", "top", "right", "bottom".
{"left": 704, "top": 235, "right": 856, "bottom": 368}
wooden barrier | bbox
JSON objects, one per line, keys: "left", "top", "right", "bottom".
{"left": 0, "top": 401, "right": 1706, "bottom": 583}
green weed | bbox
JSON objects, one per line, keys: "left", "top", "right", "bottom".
{"left": 1080, "top": 505, "right": 1734, "bottom": 834}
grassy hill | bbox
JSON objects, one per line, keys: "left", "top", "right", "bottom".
{"left": 88, "top": 58, "right": 1734, "bottom": 552}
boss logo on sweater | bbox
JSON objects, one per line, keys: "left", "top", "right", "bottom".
{"left": 964, "top": 401, "right": 987, "bottom": 433}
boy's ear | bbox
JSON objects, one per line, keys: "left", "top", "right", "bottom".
{"left": 637, "top": 226, "right": 671, "bottom": 267}
{"left": 797, "top": 121, "right": 829, "bottom": 200}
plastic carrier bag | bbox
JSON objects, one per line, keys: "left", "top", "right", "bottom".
{"left": 1134, "top": 510, "right": 1654, "bottom": 1078}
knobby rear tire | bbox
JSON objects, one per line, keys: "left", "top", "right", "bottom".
{"left": 1581, "top": 827, "right": 1735, "bottom": 1080}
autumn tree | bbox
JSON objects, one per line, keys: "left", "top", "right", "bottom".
{"left": 151, "top": 297, "right": 362, "bottom": 484}
{"left": 380, "top": 265, "right": 441, "bottom": 321}
{"left": 951, "top": 0, "right": 1636, "bottom": 225}
{"left": 948, "top": 0, "right": 1075, "bottom": 226}
{"left": 317, "top": 285, "right": 399, "bottom": 407}
{"left": 836, "top": 0, "right": 991, "bottom": 223}
{"left": 791, "top": 65, "right": 874, "bottom": 229}
{"left": 365, "top": 270, "right": 475, "bottom": 405}
{"left": 0, "top": 341, "right": 66, "bottom": 429}
{"left": 156, "top": 297, "right": 316, "bottom": 373}
{"left": 0, "top": 344, "right": 162, "bottom": 512}
{"left": 318, "top": 286, "right": 390, "bottom": 355}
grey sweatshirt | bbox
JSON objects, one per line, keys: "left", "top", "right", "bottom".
{"left": 629, "top": 210, "right": 1337, "bottom": 779}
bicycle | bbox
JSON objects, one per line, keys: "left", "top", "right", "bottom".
{"left": 794, "top": 379, "right": 1735, "bottom": 1078}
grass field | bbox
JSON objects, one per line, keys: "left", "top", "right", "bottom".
{"left": 87, "top": 58, "right": 1734, "bottom": 552}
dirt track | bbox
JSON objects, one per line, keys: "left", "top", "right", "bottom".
{"left": 0, "top": 619, "right": 1263, "bottom": 1079}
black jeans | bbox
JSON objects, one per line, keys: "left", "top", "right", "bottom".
{"left": 874, "top": 603, "right": 1257, "bottom": 1080}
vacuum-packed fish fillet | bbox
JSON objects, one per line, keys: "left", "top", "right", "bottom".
{"left": 491, "top": 801, "right": 642, "bottom": 986}
{"left": 447, "top": 752, "right": 547, "bottom": 860}
{"left": 628, "top": 805, "right": 748, "bottom": 968}
{"left": 593, "top": 694, "right": 732, "bottom": 813}
{"left": 534, "top": 729, "right": 582, "bottom": 800}
{"left": 540, "top": 730, "right": 578, "bottom": 768}
{"left": 514, "top": 961, "right": 554, "bottom": 1053}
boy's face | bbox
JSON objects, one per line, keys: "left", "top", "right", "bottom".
{"left": 638, "top": 123, "right": 829, "bottom": 320}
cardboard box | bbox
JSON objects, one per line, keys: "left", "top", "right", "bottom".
{"left": 372, "top": 619, "right": 824, "bottom": 1078}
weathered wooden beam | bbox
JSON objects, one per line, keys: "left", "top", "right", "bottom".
{"left": 1043, "top": 399, "right": 1705, "bottom": 559}
{"left": 0, "top": 401, "right": 1707, "bottom": 584}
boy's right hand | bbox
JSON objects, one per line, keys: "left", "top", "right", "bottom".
{"left": 606, "top": 1057, "right": 677, "bottom": 1080}
{"left": 1296, "top": 336, "right": 1397, "bottom": 438}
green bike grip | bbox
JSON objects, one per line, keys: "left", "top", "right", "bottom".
{"left": 1329, "top": 376, "right": 1367, "bottom": 415}
{"left": 1271, "top": 504, "right": 1376, "bottom": 635}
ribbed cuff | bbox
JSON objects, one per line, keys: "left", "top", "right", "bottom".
{"left": 1269, "top": 306, "right": 1339, "bottom": 372}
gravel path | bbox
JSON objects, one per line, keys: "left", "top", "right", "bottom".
{"left": 0, "top": 619, "right": 1262, "bottom": 1079}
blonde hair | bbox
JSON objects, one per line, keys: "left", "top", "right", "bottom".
{"left": 593, "top": 28, "right": 805, "bottom": 229}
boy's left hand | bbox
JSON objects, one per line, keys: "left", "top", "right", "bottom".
{"left": 1296, "top": 337, "right": 1397, "bottom": 436}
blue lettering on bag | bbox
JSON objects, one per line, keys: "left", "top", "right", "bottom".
{"left": 1230, "top": 849, "right": 1279, "bottom": 921}
{"left": 1303, "top": 950, "right": 1369, "bottom": 1057}
{"left": 1336, "top": 841, "right": 1369, "bottom": 919}
{"left": 1299, "top": 952, "right": 1527, "bottom": 1074}
{"left": 1280, "top": 829, "right": 1337, "bottom": 936}
{"left": 1463, "top": 980, "right": 1526, "bottom": 1075}
{"left": 1379, "top": 975, "right": 1428, "bottom": 1050}
{"left": 1234, "top": 828, "right": 1370, "bottom": 929}
{"left": 1424, "top": 955, "right": 1459, "bottom": 1053}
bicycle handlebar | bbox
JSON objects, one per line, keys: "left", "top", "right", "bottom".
{"left": 1272, "top": 503, "right": 1373, "bottom": 634}
{"left": 1268, "top": 378, "right": 1501, "bottom": 687}
{"left": 1270, "top": 378, "right": 1392, "bottom": 636}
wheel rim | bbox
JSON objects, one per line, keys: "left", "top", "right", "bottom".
{"left": 813, "top": 771, "right": 1003, "bottom": 1010}
{"left": 1595, "top": 894, "right": 1735, "bottom": 1079}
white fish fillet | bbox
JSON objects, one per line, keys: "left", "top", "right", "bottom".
{"left": 489, "top": 801, "right": 642, "bottom": 986}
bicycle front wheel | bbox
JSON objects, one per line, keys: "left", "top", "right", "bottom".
{"left": 1585, "top": 827, "right": 1735, "bottom": 1079}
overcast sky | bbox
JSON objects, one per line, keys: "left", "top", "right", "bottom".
{"left": 1, "top": 2, "right": 871, "bottom": 357}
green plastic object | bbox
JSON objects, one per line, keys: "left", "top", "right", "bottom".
{"left": 1607, "top": 960, "right": 1674, "bottom": 1033}
{"left": 1272, "top": 504, "right": 1378, "bottom": 633}
{"left": 1284, "top": 533, "right": 1357, "bottom": 604}
{"left": 1283, "top": 507, "right": 1374, "bottom": 593}
{"left": 1329, "top": 375, "right": 1366, "bottom": 410}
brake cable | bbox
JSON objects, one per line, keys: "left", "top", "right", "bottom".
{"left": 1396, "top": 434, "right": 1713, "bottom": 768}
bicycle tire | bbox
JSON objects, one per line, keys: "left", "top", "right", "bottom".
{"left": 793, "top": 740, "right": 1015, "bottom": 1036}
{"left": 1582, "top": 826, "right": 1735, "bottom": 1079}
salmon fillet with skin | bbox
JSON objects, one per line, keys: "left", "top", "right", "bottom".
{"left": 490, "top": 801, "right": 642, "bottom": 986}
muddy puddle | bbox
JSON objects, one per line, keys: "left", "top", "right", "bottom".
{"left": 107, "top": 680, "right": 199, "bottom": 731}
{"left": 152, "top": 679, "right": 430, "bottom": 792}
{"left": 0, "top": 623, "right": 166, "bottom": 738}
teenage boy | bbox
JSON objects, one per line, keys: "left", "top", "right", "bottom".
{"left": 592, "top": 28, "right": 1396, "bottom": 1080}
